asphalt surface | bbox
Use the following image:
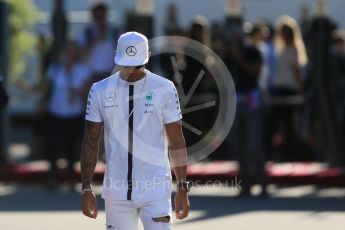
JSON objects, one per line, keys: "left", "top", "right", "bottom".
{"left": 0, "top": 184, "right": 344, "bottom": 230}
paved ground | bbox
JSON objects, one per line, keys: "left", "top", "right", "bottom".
{"left": 0, "top": 183, "right": 344, "bottom": 230}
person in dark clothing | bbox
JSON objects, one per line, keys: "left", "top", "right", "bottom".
{"left": 226, "top": 25, "right": 267, "bottom": 197}
{"left": 331, "top": 29, "right": 345, "bottom": 166}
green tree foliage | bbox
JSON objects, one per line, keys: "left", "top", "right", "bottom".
{"left": 8, "top": 0, "right": 39, "bottom": 80}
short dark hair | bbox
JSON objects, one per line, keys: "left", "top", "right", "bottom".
{"left": 91, "top": 3, "right": 108, "bottom": 13}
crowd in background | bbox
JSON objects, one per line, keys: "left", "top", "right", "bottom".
{"left": 2, "top": 1, "right": 345, "bottom": 194}
{"left": 158, "top": 3, "right": 345, "bottom": 195}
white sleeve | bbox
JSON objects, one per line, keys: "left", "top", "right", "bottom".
{"left": 85, "top": 85, "right": 103, "bottom": 122}
{"left": 162, "top": 83, "right": 183, "bottom": 124}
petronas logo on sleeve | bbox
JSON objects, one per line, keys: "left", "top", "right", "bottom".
{"left": 145, "top": 91, "right": 153, "bottom": 101}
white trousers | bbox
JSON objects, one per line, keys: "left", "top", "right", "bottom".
{"left": 105, "top": 199, "right": 172, "bottom": 230}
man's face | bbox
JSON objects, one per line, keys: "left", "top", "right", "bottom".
{"left": 120, "top": 66, "right": 144, "bottom": 81}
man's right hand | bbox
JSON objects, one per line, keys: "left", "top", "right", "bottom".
{"left": 81, "top": 191, "right": 98, "bottom": 219}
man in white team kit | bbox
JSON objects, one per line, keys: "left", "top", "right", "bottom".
{"left": 80, "top": 31, "right": 190, "bottom": 229}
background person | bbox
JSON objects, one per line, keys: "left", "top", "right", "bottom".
{"left": 79, "top": 2, "right": 120, "bottom": 83}
{"left": 267, "top": 15, "right": 308, "bottom": 161}
{"left": 330, "top": 29, "right": 345, "bottom": 166}
{"left": 40, "top": 40, "right": 91, "bottom": 190}
{"left": 227, "top": 25, "right": 266, "bottom": 197}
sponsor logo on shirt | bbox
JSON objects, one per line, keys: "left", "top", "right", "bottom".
{"left": 106, "top": 92, "right": 116, "bottom": 102}
{"left": 145, "top": 91, "right": 153, "bottom": 101}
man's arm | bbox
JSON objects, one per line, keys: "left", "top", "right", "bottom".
{"left": 165, "top": 120, "right": 190, "bottom": 220}
{"left": 165, "top": 121, "right": 187, "bottom": 180}
{"left": 80, "top": 121, "right": 103, "bottom": 190}
{"left": 80, "top": 120, "right": 103, "bottom": 219}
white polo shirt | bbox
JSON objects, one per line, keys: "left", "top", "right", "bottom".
{"left": 86, "top": 70, "right": 182, "bottom": 201}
